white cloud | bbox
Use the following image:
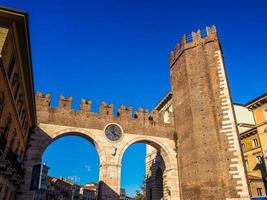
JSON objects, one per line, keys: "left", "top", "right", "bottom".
{"left": 67, "top": 175, "right": 81, "bottom": 183}
{"left": 85, "top": 165, "right": 91, "bottom": 172}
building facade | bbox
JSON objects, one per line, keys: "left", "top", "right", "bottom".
{"left": 0, "top": 5, "right": 261, "bottom": 200}
{"left": 235, "top": 94, "right": 267, "bottom": 197}
{"left": 81, "top": 182, "right": 97, "bottom": 200}
{"left": 33, "top": 176, "right": 98, "bottom": 200}
{"left": 0, "top": 7, "right": 36, "bottom": 200}
{"left": 147, "top": 92, "right": 267, "bottom": 198}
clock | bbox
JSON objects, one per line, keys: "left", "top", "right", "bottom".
{"left": 105, "top": 124, "right": 123, "bottom": 142}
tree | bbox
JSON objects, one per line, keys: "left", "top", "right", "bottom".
{"left": 134, "top": 177, "right": 146, "bottom": 200}
{"left": 134, "top": 190, "right": 145, "bottom": 200}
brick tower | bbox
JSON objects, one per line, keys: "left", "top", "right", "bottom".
{"left": 169, "top": 26, "right": 250, "bottom": 199}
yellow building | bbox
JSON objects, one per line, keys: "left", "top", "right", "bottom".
{"left": 235, "top": 93, "right": 267, "bottom": 197}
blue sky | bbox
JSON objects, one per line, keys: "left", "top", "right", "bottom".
{"left": 1, "top": 0, "right": 267, "bottom": 197}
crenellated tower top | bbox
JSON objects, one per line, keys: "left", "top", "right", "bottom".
{"left": 169, "top": 25, "right": 217, "bottom": 67}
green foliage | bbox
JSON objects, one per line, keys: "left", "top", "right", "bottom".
{"left": 133, "top": 176, "right": 146, "bottom": 200}
{"left": 173, "top": 131, "right": 178, "bottom": 152}
{"left": 134, "top": 190, "right": 145, "bottom": 200}
{"left": 173, "top": 131, "right": 178, "bottom": 142}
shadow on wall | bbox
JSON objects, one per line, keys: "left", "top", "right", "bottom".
{"left": 146, "top": 153, "right": 165, "bottom": 200}
{"left": 98, "top": 181, "right": 120, "bottom": 200}
{"left": 254, "top": 161, "right": 267, "bottom": 194}
{"left": 17, "top": 127, "right": 52, "bottom": 199}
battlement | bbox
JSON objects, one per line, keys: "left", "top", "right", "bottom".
{"left": 35, "top": 92, "right": 173, "bottom": 134}
{"left": 169, "top": 25, "right": 217, "bottom": 67}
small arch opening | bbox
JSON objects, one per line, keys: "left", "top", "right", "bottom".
{"left": 39, "top": 134, "right": 100, "bottom": 200}
{"left": 120, "top": 139, "right": 169, "bottom": 200}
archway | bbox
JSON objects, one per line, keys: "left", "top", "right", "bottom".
{"left": 19, "top": 124, "right": 179, "bottom": 200}
{"left": 40, "top": 135, "right": 100, "bottom": 199}
{"left": 18, "top": 126, "right": 108, "bottom": 200}
{"left": 118, "top": 136, "right": 178, "bottom": 200}
{"left": 154, "top": 167, "right": 164, "bottom": 200}
{"left": 120, "top": 143, "right": 147, "bottom": 198}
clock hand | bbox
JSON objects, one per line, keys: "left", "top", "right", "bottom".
{"left": 113, "top": 132, "right": 119, "bottom": 137}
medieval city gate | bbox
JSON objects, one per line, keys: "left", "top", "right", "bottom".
{"left": 18, "top": 26, "right": 251, "bottom": 200}
{"left": 18, "top": 93, "right": 180, "bottom": 200}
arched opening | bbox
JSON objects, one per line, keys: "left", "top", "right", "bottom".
{"left": 145, "top": 148, "right": 166, "bottom": 200}
{"left": 35, "top": 132, "right": 100, "bottom": 200}
{"left": 120, "top": 139, "right": 169, "bottom": 200}
{"left": 154, "top": 167, "right": 164, "bottom": 199}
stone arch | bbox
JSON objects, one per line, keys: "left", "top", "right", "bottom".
{"left": 19, "top": 125, "right": 108, "bottom": 199}
{"left": 117, "top": 136, "right": 180, "bottom": 200}
{"left": 117, "top": 136, "right": 175, "bottom": 170}
{"left": 40, "top": 127, "right": 107, "bottom": 165}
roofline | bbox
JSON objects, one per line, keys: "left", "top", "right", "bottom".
{"left": 0, "top": 6, "right": 37, "bottom": 126}
{"left": 245, "top": 93, "right": 267, "bottom": 108}
{"left": 152, "top": 91, "right": 172, "bottom": 113}
{"left": 233, "top": 102, "right": 244, "bottom": 106}
{"left": 0, "top": 6, "right": 28, "bottom": 18}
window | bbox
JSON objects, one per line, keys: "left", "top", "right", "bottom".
{"left": 241, "top": 143, "right": 246, "bottom": 152}
{"left": 164, "top": 111, "right": 170, "bottom": 123}
{"left": 252, "top": 138, "right": 259, "bottom": 148}
{"left": 256, "top": 156, "right": 262, "bottom": 164}
{"left": 244, "top": 159, "right": 249, "bottom": 171}
{"left": 0, "top": 92, "right": 4, "bottom": 117}
{"left": 257, "top": 188, "right": 263, "bottom": 196}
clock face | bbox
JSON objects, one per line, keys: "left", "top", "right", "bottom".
{"left": 105, "top": 124, "right": 122, "bottom": 141}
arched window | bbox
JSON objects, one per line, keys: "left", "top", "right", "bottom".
{"left": 0, "top": 92, "right": 4, "bottom": 117}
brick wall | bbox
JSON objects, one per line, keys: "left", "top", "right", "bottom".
{"left": 170, "top": 26, "right": 249, "bottom": 199}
